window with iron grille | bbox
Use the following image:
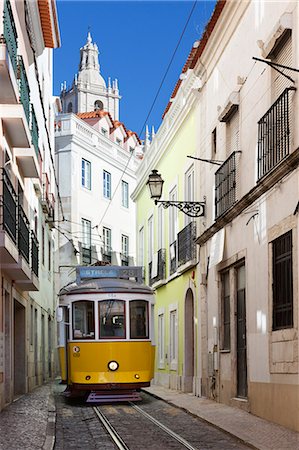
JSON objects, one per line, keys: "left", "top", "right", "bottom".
{"left": 121, "top": 180, "right": 129, "bottom": 208}
{"left": 221, "top": 271, "right": 230, "bottom": 350}
{"left": 215, "top": 151, "right": 237, "bottom": 218}
{"left": 272, "top": 231, "right": 293, "bottom": 330}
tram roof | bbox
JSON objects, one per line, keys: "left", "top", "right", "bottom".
{"left": 60, "top": 277, "right": 153, "bottom": 296}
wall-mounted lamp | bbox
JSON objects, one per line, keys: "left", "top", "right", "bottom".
{"left": 146, "top": 169, "right": 205, "bottom": 218}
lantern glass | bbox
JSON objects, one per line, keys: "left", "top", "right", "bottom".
{"left": 147, "top": 169, "right": 164, "bottom": 200}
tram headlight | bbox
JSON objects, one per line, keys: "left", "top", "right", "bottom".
{"left": 108, "top": 360, "right": 119, "bottom": 371}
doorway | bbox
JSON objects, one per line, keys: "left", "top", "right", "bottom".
{"left": 184, "top": 288, "right": 194, "bottom": 392}
{"left": 236, "top": 265, "right": 247, "bottom": 398}
{"left": 4, "top": 291, "right": 11, "bottom": 404}
{"left": 14, "top": 300, "right": 26, "bottom": 396}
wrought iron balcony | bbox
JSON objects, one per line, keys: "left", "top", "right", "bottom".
{"left": 257, "top": 87, "right": 295, "bottom": 180}
{"left": 215, "top": 151, "right": 239, "bottom": 219}
{"left": 178, "top": 221, "right": 197, "bottom": 267}
{"left": 121, "top": 254, "right": 129, "bottom": 266}
{"left": 31, "top": 231, "right": 39, "bottom": 276}
{"left": 31, "top": 105, "right": 39, "bottom": 157}
{"left": 82, "top": 246, "right": 91, "bottom": 264}
{"left": 149, "top": 248, "right": 166, "bottom": 286}
{"left": 1, "top": 169, "right": 17, "bottom": 242}
{"left": 102, "top": 247, "right": 112, "bottom": 264}
{"left": 169, "top": 240, "right": 177, "bottom": 275}
{"left": 17, "top": 56, "right": 30, "bottom": 125}
{"left": 3, "top": 0, "right": 18, "bottom": 74}
{"left": 18, "top": 204, "right": 30, "bottom": 262}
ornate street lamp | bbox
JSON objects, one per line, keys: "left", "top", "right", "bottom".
{"left": 147, "top": 169, "right": 205, "bottom": 218}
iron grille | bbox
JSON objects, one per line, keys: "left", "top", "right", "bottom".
{"left": 258, "top": 88, "right": 295, "bottom": 179}
{"left": 178, "top": 222, "right": 196, "bottom": 267}
{"left": 31, "top": 105, "right": 39, "bottom": 157}
{"left": 169, "top": 241, "right": 177, "bottom": 275}
{"left": 17, "top": 56, "right": 30, "bottom": 125}
{"left": 18, "top": 205, "right": 30, "bottom": 262}
{"left": 102, "top": 248, "right": 112, "bottom": 264}
{"left": 3, "top": 0, "right": 18, "bottom": 74}
{"left": 149, "top": 248, "right": 166, "bottom": 286}
{"left": 31, "top": 231, "right": 39, "bottom": 276}
{"left": 272, "top": 231, "right": 293, "bottom": 330}
{"left": 215, "top": 151, "right": 237, "bottom": 219}
{"left": 121, "top": 254, "right": 129, "bottom": 266}
{"left": 1, "top": 169, "right": 17, "bottom": 242}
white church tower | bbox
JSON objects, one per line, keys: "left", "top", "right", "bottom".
{"left": 61, "top": 32, "right": 121, "bottom": 120}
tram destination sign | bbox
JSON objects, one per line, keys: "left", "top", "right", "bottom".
{"left": 76, "top": 266, "right": 143, "bottom": 284}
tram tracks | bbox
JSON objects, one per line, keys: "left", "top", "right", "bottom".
{"left": 93, "top": 402, "right": 199, "bottom": 450}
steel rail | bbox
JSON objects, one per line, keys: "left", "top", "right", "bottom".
{"left": 130, "top": 403, "right": 198, "bottom": 450}
{"left": 93, "top": 406, "right": 130, "bottom": 450}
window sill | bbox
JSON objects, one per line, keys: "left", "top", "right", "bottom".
{"left": 220, "top": 349, "right": 230, "bottom": 353}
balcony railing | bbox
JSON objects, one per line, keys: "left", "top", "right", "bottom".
{"left": 178, "top": 222, "right": 197, "bottom": 267}
{"left": 17, "top": 56, "right": 30, "bottom": 125}
{"left": 102, "top": 248, "right": 112, "bottom": 264}
{"left": 3, "top": 0, "right": 18, "bottom": 74}
{"left": 1, "top": 169, "right": 17, "bottom": 242}
{"left": 169, "top": 240, "right": 177, "bottom": 275}
{"left": 257, "top": 87, "right": 295, "bottom": 180}
{"left": 31, "top": 231, "right": 39, "bottom": 276}
{"left": 121, "top": 254, "right": 129, "bottom": 266}
{"left": 215, "top": 151, "right": 238, "bottom": 219}
{"left": 31, "top": 106, "right": 39, "bottom": 157}
{"left": 149, "top": 248, "right": 166, "bottom": 286}
{"left": 18, "top": 205, "right": 30, "bottom": 262}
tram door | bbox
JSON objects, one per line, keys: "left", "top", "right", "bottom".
{"left": 184, "top": 288, "right": 194, "bottom": 393}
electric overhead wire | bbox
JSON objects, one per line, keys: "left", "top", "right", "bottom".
{"left": 92, "top": 0, "right": 198, "bottom": 230}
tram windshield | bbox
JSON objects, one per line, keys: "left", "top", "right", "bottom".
{"left": 72, "top": 301, "right": 95, "bottom": 339}
{"left": 99, "top": 300, "right": 125, "bottom": 338}
{"left": 130, "top": 300, "right": 149, "bottom": 339}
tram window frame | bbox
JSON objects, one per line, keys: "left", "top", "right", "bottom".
{"left": 72, "top": 300, "right": 95, "bottom": 340}
{"left": 130, "top": 300, "right": 149, "bottom": 339}
{"left": 99, "top": 300, "right": 126, "bottom": 339}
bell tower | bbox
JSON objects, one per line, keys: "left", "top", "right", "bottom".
{"left": 61, "top": 33, "right": 121, "bottom": 120}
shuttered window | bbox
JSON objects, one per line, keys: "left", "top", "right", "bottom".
{"left": 271, "top": 31, "right": 292, "bottom": 100}
{"left": 226, "top": 109, "right": 239, "bottom": 157}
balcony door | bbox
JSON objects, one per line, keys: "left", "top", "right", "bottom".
{"left": 184, "top": 288, "right": 194, "bottom": 392}
{"left": 13, "top": 299, "right": 26, "bottom": 397}
{"left": 236, "top": 265, "right": 247, "bottom": 398}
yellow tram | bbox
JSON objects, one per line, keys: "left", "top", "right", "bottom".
{"left": 57, "top": 266, "right": 155, "bottom": 402}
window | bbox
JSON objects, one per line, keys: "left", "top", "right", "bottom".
{"left": 116, "top": 137, "right": 122, "bottom": 146}
{"left": 130, "top": 300, "right": 148, "bottom": 339}
{"left": 272, "top": 231, "right": 293, "bottom": 330}
{"left": 67, "top": 102, "right": 73, "bottom": 113}
{"left": 103, "top": 170, "right": 111, "bottom": 199}
{"left": 129, "top": 146, "right": 134, "bottom": 154}
{"left": 221, "top": 271, "right": 230, "bottom": 350}
{"left": 48, "top": 239, "right": 51, "bottom": 272}
{"left": 158, "top": 205, "right": 163, "bottom": 250}
{"left": 82, "top": 159, "right": 91, "bottom": 190}
{"left": 226, "top": 109, "right": 239, "bottom": 157}
{"left": 72, "top": 301, "right": 95, "bottom": 339}
{"left": 99, "top": 300, "right": 125, "bottom": 338}
{"left": 185, "top": 166, "right": 194, "bottom": 225}
{"left": 138, "top": 227, "right": 144, "bottom": 266}
{"left": 41, "top": 226, "right": 45, "bottom": 266}
{"left": 122, "top": 180, "right": 129, "bottom": 208}
{"left": 103, "top": 227, "right": 111, "bottom": 263}
{"left": 212, "top": 127, "right": 217, "bottom": 157}
{"left": 169, "top": 187, "right": 177, "bottom": 244}
{"left": 101, "top": 127, "right": 107, "bottom": 136}
{"left": 94, "top": 100, "right": 103, "bottom": 111}
{"left": 169, "top": 309, "right": 178, "bottom": 369}
{"left": 158, "top": 313, "right": 165, "bottom": 367}
{"left": 121, "top": 234, "right": 129, "bottom": 266}
{"left": 82, "top": 218, "right": 91, "bottom": 264}
{"left": 148, "top": 215, "right": 153, "bottom": 263}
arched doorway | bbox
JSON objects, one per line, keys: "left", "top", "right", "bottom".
{"left": 184, "top": 288, "right": 194, "bottom": 393}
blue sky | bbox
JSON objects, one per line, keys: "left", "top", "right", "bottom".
{"left": 54, "top": 1, "right": 216, "bottom": 139}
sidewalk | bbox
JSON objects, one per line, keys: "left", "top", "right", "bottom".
{"left": 143, "top": 385, "right": 299, "bottom": 450}
{"left": 0, "top": 383, "right": 55, "bottom": 450}
{"left": 0, "top": 382, "right": 298, "bottom": 450}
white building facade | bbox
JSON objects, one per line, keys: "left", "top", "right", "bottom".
{"left": 55, "top": 34, "right": 142, "bottom": 290}
{"left": 0, "top": 0, "right": 60, "bottom": 409}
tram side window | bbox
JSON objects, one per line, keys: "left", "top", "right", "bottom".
{"left": 99, "top": 300, "right": 125, "bottom": 338}
{"left": 130, "top": 300, "right": 149, "bottom": 339}
{"left": 72, "top": 301, "right": 95, "bottom": 339}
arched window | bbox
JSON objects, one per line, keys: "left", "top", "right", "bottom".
{"left": 67, "top": 102, "right": 73, "bottom": 113}
{"left": 94, "top": 100, "right": 103, "bottom": 111}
